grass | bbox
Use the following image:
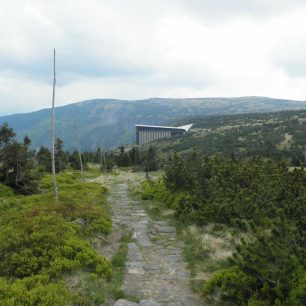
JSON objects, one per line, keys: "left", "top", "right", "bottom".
{"left": 108, "top": 231, "right": 135, "bottom": 301}
{"left": 179, "top": 224, "right": 233, "bottom": 294}
{"left": 68, "top": 230, "right": 138, "bottom": 305}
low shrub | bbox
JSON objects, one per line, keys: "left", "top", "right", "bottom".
{"left": 0, "top": 276, "right": 73, "bottom": 306}
{"left": 203, "top": 266, "right": 258, "bottom": 305}
{"left": 0, "top": 171, "right": 112, "bottom": 305}
{"left": 0, "top": 183, "right": 14, "bottom": 197}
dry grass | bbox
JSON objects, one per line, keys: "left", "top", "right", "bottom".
{"left": 181, "top": 223, "right": 234, "bottom": 295}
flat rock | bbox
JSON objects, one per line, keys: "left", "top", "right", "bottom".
{"left": 181, "top": 295, "right": 201, "bottom": 306}
{"left": 114, "top": 300, "right": 138, "bottom": 306}
{"left": 128, "top": 251, "right": 143, "bottom": 262}
{"left": 155, "top": 225, "right": 176, "bottom": 234}
{"left": 126, "top": 262, "right": 145, "bottom": 274}
{"left": 139, "top": 300, "right": 160, "bottom": 306}
{"left": 71, "top": 218, "right": 86, "bottom": 226}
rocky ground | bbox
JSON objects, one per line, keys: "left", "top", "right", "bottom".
{"left": 94, "top": 172, "right": 201, "bottom": 306}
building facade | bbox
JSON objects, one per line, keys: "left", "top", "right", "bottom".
{"left": 135, "top": 124, "right": 193, "bottom": 145}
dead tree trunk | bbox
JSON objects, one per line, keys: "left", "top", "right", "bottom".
{"left": 51, "top": 49, "right": 58, "bottom": 199}
{"left": 99, "top": 147, "right": 103, "bottom": 172}
{"left": 75, "top": 123, "right": 84, "bottom": 181}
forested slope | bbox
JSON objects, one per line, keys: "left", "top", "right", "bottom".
{"left": 1, "top": 96, "right": 306, "bottom": 151}
{"left": 154, "top": 109, "right": 306, "bottom": 165}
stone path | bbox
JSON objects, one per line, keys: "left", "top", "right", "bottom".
{"left": 108, "top": 183, "right": 200, "bottom": 306}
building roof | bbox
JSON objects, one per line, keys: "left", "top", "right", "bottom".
{"left": 135, "top": 124, "right": 193, "bottom": 132}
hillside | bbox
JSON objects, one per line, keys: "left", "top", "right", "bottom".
{"left": 1, "top": 97, "right": 306, "bottom": 151}
{"left": 154, "top": 109, "right": 306, "bottom": 165}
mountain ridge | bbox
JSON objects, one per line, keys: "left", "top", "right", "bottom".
{"left": 1, "top": 96, "right": 306, "bottom": 151}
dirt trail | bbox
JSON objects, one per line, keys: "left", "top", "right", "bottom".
{"left": 93, "top": 172, "right": 200, "bottom": 306}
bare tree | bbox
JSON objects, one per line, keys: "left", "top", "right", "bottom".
{"left": 51, "top": 49, "right": 58, "bottom": 199}
{"left": 99, "top": 147, "right": 103, "bottom": 171}
{"left": 99, "top": 146, "right": 106, "bottom": 172}
{"left": 75, "top": 123, "right": 84, "bottom": 181}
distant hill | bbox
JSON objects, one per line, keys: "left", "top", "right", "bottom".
{"left": 1, "top": 96, "right": 306, "bottom": 151}
{"left": 152, "top": 109, "right": 306, "bottom": 165}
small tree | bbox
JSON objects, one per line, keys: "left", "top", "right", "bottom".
{"left": 116, "top": 145, "right": 130, "bottom": 167}
{"left": 129, "top": 146, "right": 140, "bottom": 166}
{"left": 0, "top": 123, "right": 15, "bottom": 147}
{"left": 36, "top": 146, "right": 52, "bottom": 172}
{"left": 55, "top": 138, "right": 68, "bottom": 172}
{"left": 0, "top": 125, "right": 40, "bottom": 194}
{"left": 143, "top": 146, "right": 159, "bottom": 172}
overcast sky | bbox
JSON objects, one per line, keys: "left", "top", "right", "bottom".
{"left": 1, "top": 0, "right": 306, "bottom": 115}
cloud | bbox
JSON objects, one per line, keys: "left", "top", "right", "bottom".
{"left": 1, "top": 0, "right": 306, "bottom": 116}
{"left": 174, "top": 0, "right": 306, "bottom": 21}
{"left": 0, "top": 72, "right": 51, "bottom": 115}
{"left": 268, "top": 9, "right": 306, "bottom": 79}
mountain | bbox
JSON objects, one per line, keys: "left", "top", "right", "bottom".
{"left": 1, "top": 96, "right": 306, "bottom": 151}
{"left": 151, "top": 109, "right": 306, "bottom": 165}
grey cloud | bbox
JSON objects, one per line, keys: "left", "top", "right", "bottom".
{"left": 272, "top": 52, "right": 306, "bottom": 79}
{"left": 174, "top": 0, "right": 306, "bottom": 21}
{"left": 1, "top": 0, "right": 306, "bottom": 116}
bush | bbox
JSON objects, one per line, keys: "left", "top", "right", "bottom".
{"left": 203, "top": 266, "right": 258, "bottom": 304}
{"left": 0, "top": 171, "right": 112, "bottom": 305}
{"left": 0, "top": 276, "right": 73, "bottom": 306}
{"left": 0, "top": 183, "right": 14, "bottom": 197}
{"left": 142, "top": 153, "right": 306, "bottom": 305}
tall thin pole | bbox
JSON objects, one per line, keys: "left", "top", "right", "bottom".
{"left": 51, "top": 49, "right": 58, "bottom": 198}
{"left": 100, "top": 147, "right": 103, "bottom": 171}
{"left": 75, "top": 123, "right": 84, "bottom": 181}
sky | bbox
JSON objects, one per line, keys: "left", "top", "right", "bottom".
{"left": 1, "top": 0, "right": 306, "bottom": 115}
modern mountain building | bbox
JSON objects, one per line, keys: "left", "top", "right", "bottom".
{"left": 135, "top": 124, "right": 193, "bottom": 145}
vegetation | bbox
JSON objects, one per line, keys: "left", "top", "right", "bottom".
{"left": 36, "top": 138, "right": 70, "bottom": 173}
{"left": 141, "top": 153, "right": 306, "bottom": 305}
{"left": 0, "top": 123, "right": 40, "bottom": 194}
{"left": 0, "top": 171, "right": 112, "bottom": 305}
{"left": 0, "top": 123, "right": 119, "bottom": 305}
{"left": 115, "top": 145, "right": 159, "bottom": 172}
{"left": 156, "top": 109, "right": 306, "bottom": 166}
{"left": 2, "top": 97, "right": 306, "bottom": 151}
{"left": 78, "top": 145, "right": 160, "bottom": 172}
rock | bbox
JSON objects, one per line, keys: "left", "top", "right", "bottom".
{"left": 71, "top": 218, "right": 86, "bottom": 226}
{"left": 114, "top": 300, "right": 138, "bottom": 306}
{"left": 128, "top": 243, "right": 140, "bottom": 251}
{"left": 155, "top": 225, "right": 176, "bottom": 234}
{"left": 106, "top": 182, "right": 201, "bottom": 306}
{"left": 181, "top": 295, "right": 201, "bottom": 306}
{"left": 158, "top": 287, "right": 177, "bottom": 302}
{"left": 126, "top": 262, "right": 145, "bottom": 274}
{"left": 143, "top": 263, "right": 161, "bottom": 271}
{"left": 139, "top": 300, "right": 160, "bottom": 306}
{"left": 128, "top": 251, "right": 143, "bottom": 262}
{"left": 148, "top": 224, "right": 158, "bottom": 236}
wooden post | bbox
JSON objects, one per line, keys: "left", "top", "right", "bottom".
{"left": 100, "top": 147, "right": 103, "bottom": 172}
{"left": 75, "top": 123, "right": 84, "bottom": 181}
{"left": 51, "top": 49, "right": 58, "bottom": 199}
